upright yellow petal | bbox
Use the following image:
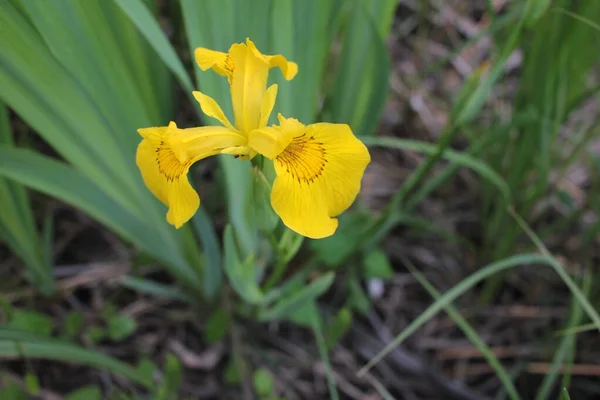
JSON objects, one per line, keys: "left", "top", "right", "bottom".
{"left": 259, "top": 119, "right": 370, "bottom": 238}
{"left": 259, "top": 84, "right": 278, "bottom": 128}
{"left": 228, "top": 41, "right": 270, "bottom": 133}
{"left": 136, "top": 122, "right": 247, "bottom": 228}
{"left": 192, "top": 91, "right": 237, "bottom": 132}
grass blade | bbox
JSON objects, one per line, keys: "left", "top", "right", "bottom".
{"left": 259, "top": 272, "right": 335, "bottom": 321}
{"left": 358, "top": 253, "right": 550, "bottom": 375}
{"left": 0, "top": 147, "right": 200, "bottom": 288}
{"left": 403, "top": 256, "right": 520, "bottom": 400}
{"left": 112, "top": 0, "right": 194, "bottom": 94}
{"left": 362, "top": 136, "right": 511, "bottom": 200}
{"left": 0, "top": 329, "right": 152, "bottom": 389}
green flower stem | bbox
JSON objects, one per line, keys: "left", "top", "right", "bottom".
{"left": 262, "top": 233, "right": 287, "bottom": 291}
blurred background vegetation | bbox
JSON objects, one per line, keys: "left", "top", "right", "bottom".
{"left": 1, "top": 0, "right": 599, "bottom": 399}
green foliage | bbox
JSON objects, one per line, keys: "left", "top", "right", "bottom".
{"left": 253, "top": 368, "right": 275, "bottom": 397}
{"left": 106, "top": 315, "right": 138, "bottom": 341}
{"left": 64, "top": 386, "right": 103, "bottom": 400}
{"left": 0, "top": 0, "right": 205, "bottom": 297}
{"left": 204, "top": 308, "right": 231, "bottom": 344}
{"left": 8, "top": 310, "right": 53, "bottom": 336}
{"left": 156, "top": 354, "right": 182, "bottom": 400}
{"left": 0, "top": 102, "right": 54, "bottom": 295}
{"left": 0, "top": 329, "right": 152, "bottom": 388}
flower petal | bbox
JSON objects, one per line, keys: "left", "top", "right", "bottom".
{"left": 229, "top": 41, "right": 270, "bottom": 133}
{"left": 246, "top": 38, "right": 298, "bottom": 80}
{"left": 248, "top": 115, "right": 306, "bottom": 160}
{"left": 136, "top": 122, "right": 247, "bottom": 228}
{"left": 192, "top": 91, "right": 236, "bottom": 132}
{"left": 248, "top": 126, "right": 291, "bottom": 159}
{"left": 269, "top": 122, "right": 370, "bottom": 238}
{"left": 259, "top": 84, "right": 278, "bottom": 128}
{"left": 194, "top": 47, "right": 232, "bottom": 78}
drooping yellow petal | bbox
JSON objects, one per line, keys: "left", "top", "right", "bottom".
{"left": 261, "top": 119, "right": 370, "bottom": 238}
{"left": 136, "top": 122, "right": 247, "bottom": 228}
{"left": 246, "top": 38, "right": 298, "bottom": 80}
{"left": 192, "top": 91, "right": 237, "bottom": 132}
{"left": 194, "top": 48, "right": 233, "bottom": 81}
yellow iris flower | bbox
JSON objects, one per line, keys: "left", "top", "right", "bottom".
{"left": 136, "top": 38, "right": 370, "bottom": 238}
{"left": 136, "top": 38, "right": 296, "bottom": 228}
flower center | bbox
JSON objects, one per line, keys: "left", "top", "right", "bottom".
{"left": 156, "top": 140, "right": 190, "bottom": 182}
{"left": 276, "top": 133, "right": 327, "bottom": 183}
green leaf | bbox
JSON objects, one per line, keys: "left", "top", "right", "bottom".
{"left": 348, "top": 276, "right": 371, "bottom": 315}
{"left": 0, "top": 381, "right": 28, "bottom": 400}
{"left": 65, "top": 386, "right": 102, "bottom": 400}
{"left": 86, "top": 326, "right": 107, "bottom": 344}
{"left": 361, "top": 136, "right": 511, "bottom": 200}
{"left": 404, "top": 258, "right": 520, "bottom": 400}
{"left": 311, "top": 312, "right": 339, "bottom": 400}
{"left": 358, "top": 253, "right": 551, "bottom": 375}
{"left": 156, "top": 353, "right": 182, "bottom": 400}
{"left": 191, "top": 207, "right": 223, "bottom": 300}
{"left": 0, "top": 148, "right": 200, "bottom": 289}
{"left": 0, "top": 101, "right": 54, "bottom": 295}
{"left": 223, "top": 225, "right": 263, "bottom": 304}
{"left": 112, "top": 0, "right": 194, "bottom": 93}
{"left": 136, "top": 356, "right": 158, "bottom": 386}
{"left": 63, "top": 311, "right": 85, "bottom": 340}
{"left": 224, "top": 357, "right": 243, "bottom": 386}
{"left": 119, "top": 276, "right": 191, "bottom": 303}
{"left": 363, "top": 248, "right": 393, "bottom": 279}
{"left": 326, "top": 308, "right": 352, "bottom": 350}
{"left": 204, "top": 308, "right": 231, "bottom": 344}
{"left": 253, "top": 368, "right": 275, "bottom": 396}
{"left": 0, "top": 329, "right": 152, "bottom": 388}
{"left": 107, "top": 315, "right": 137, "bottom": 341}
{"left": 24, "top": 373, "right": 40, "bottom": 395}
{"left": 523, "top": 0, "right": 552, "bottom": 26}
{"left": 326, "top": 0, "right": 392, "bottom": 137}
{"left": 259, "top": 272, "right": 335, "bottom": 321}
{"left": 8, "top": 310, "right": 53, "bottom": 336}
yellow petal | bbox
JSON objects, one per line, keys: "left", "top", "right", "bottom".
{"left": 246, "top": 38, "right": 298, "bottom": 80}
{"left": 229, "top": 41, "right": 270, "bottom": 133}
{"left": 269, "top": 122, "right": 370, "bottom": 238}
{"left": 248, "top": 126, "right": 292, "bottom": 160}
{"left": 194, "top": 47, "right": 233, "bottom": 80}
{"left": 248, "top": 115, "right": 305, "bottom": 159}
{"left": 259, "top": 84, "right": 278, "bottom": 128}
{"left": 136, "top": 122, "right": 247, "bottom": 228}
{"left": 192, "top": 91, "right": 236, "bottom": 132}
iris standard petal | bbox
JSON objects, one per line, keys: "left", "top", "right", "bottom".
{"left": 229, "top": 41, "right": 271, "bottom": 133}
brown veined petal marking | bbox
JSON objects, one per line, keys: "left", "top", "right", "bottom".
{"left": 275, "top": 132, "right": 327, "bottom": 184}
